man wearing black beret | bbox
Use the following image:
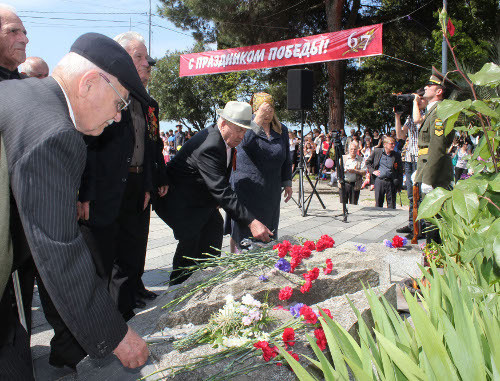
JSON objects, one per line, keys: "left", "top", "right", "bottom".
{"left": 0, "top": 33, "right": 150, "bottom": 378}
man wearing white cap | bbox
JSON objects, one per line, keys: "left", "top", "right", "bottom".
{"left": 155, "top": 101, "right": 273, "bottom": 285}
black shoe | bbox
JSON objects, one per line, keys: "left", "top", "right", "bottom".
{"left": 134, "top": 299, "right": 146, "bottom": 309}
{"left": 396, "top": 225, "right": 412, "bottom": 234}
{"left": 406, "top": 232, "right": 424, "bottom": 240}
{"left": 49, "top": 356, "right": 77, "bottom": 371}
{"left": 137, "top": 288, "right": 158, "bottom": 300}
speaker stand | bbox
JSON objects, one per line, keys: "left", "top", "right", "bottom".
{"left": 295, "top": 110, "right": 326, "bottom": 217}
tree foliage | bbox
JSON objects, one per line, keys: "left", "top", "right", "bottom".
{"left": 149, "top": 45, "right": 258, "bottom": 130}
{"left": 155, "top": 0, "right": 499, "bottom": 132}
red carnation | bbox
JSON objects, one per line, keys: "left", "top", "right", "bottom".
{"left": 274, "top": 240, "right": 292, "bottom": 258}
{"left": 314, "top": 328, "right": 327, "bottom": 351}
{"left": 254, "top": 341, "right": 269, "bottom": 349}
{"left": 321, "top": 235, "right": 335, "bottom": 245}
{"left": 279, "top": 286, "right": 293, "bottom": 301}
{"left": 316, "top": 235, "right": 335, "bottom": 252}
{"left": 299, "top": 305, "right": 318, "bottom": 324}
{"left": 288, "top": 351, "right": 299, "bottom": 361}
{"left": 254, "top": 341, "right": 278, "bottom": 361}
{"left": 282, "top": 327, "right": 295, "bottom": 348}
{"left": 304, "top": 267, "right": 320, "bottom": 281}
{"left": 303, "top": 240, "right": 316, "bottom": 251}
{"left": 290, "top": 245, "right": 304, "bottom": 258}
{"left": 290, "top": 256, "right": 302, "bottom": 272}
{"left": 319, "top": 308, "right": 333, "bottom": 319}
{"left": 324, "top": 258, "right": 333, "bottom": 274}
{"left": 316, "top": 240, "right": 328, "bottom": 252}
{"left": 392, "top": 235, "right": 404, "bottom": 248}
{"left": 300, "top": 279, "right": 312, "bottom": 293}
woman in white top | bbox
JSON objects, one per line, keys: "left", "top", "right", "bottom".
{"left": 360, "top": 138, "right": 373, "bottom": 189}
{"left": 452, "top": 141, "right": 471, "bottom": 183}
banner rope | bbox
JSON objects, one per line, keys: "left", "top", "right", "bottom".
{"left": 381, "top": 54, "right": 430, "bottom": 70}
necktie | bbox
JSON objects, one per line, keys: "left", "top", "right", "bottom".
{"left": 232, "top": 148, "right": 237, "bottom": 170}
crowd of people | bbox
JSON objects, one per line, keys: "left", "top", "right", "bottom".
{"left": 0, "top": 4, "right": 478, "bottom": 379}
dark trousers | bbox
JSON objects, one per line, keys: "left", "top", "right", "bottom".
{"left": 110, "top": 173, "right": 150, "bottom": 318}
{"left": 455, "top": 167, "right": 466, "bottom": 183}
{"left": 340, "top": 182, "right": 360, "bottom": 205}
{"left": 0, "top": 284, "right": 34, "bottom": 381}
{"left": 37, "top": 277, "right": 87, "bottom": 368}
{"left": 405, "top": 161, "right": 417, "bottom": 229}
{"left": 32, "top": 173, "right": 151, "bottom": 368}
{"left": 374, "top": 177, "right": 396, "bottom": 209}
{"left": 170, "top": 209, "right": 224, "bottom": 285}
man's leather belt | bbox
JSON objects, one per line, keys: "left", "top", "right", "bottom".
{"left": 129, "top": 166, "right": 143, "bottom": 174}
{"left": 418, "top": 148, "right": 428, "bottom": 155}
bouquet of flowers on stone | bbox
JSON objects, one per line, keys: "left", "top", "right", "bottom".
{"left": 146, "top": 234, "right": 345, "bottom": 380}
{"left": 174, "top": 294, "right": 273, "bottom": 351}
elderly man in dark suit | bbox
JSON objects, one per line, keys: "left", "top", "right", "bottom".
{"left": 366, "top": 136, "right": 403, "bottom": 209}
{"left": 78, "top": 31, "right": 168, "bottom": 322}
{"left": 0, "top": 33, "right": 150, "bottom": 379}
{"left": 155, "top": 101, "right": 273, "bottom": 285}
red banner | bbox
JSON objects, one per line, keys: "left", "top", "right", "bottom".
{"left": 179, "top": 24, "right": 382, "bottom": 77}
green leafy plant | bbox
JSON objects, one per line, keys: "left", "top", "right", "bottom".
{"left": 276, "top": 258, "right": 500, "bottom": 380}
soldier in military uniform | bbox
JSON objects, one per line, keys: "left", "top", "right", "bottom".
{"left": 415, "top": 67, "right": 459, "bottom": 243}
{"left": 415, "top": 67, "right": 459, "bottom": 192}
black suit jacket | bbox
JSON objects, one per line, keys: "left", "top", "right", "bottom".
{"left": 155, "top": 124, "right": 253, "bottom": 240}
{"left": 0, "top": 77, "right": 127, "bottom": 357}
{"left": 365, "top": 147, "right": 404, "bottom": 190}
{"left": 79, "top": 97, "right": 167, "bottom": 227}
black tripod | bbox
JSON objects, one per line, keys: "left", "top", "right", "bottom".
{"left": 305, "top": 132, "right": 348, "bottom": 222}
{"left": 292, "top": 111, "right": 326, "bottom": 217}
{"left": 332, "top": 133, "right": 348, "bottom": 222}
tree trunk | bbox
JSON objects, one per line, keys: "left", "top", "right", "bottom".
{"left": 324, "top": 0, "right": 360, "bottom": 132}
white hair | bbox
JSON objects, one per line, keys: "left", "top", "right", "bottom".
{"left": 0, "top": 3, "right": 16, "bottom": 14}
{"left": 52, "top": 52, "right": 101, "bottom": 78}
{"left": 113, "top": 31, "right": 145, "bottom": 50}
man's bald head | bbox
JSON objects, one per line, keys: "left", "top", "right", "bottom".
{"left": 19, "top": 56, "right": 49, "bottom": 78}
{"left": 0, "top": 4, "right": 28, "bottom": 71}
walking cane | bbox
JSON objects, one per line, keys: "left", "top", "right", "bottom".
{"left": 12, "top": 270, "right": 27, "bottom": 331}
{"left": 12, "top": 270, "right": 36, "bottom": 379}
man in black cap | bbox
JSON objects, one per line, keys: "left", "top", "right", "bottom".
{"left": 77, "top": 31, "right": 167, "bottom": 323}
{"left": 0, "top": 33, "right": 150, "bottom": 378}
{"left": 415, "top": 67, "right": 458, "bottom": 193}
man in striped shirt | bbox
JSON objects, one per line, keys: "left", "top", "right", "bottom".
{"left": 394, "top": 89, "right": 427, "bottom": 237}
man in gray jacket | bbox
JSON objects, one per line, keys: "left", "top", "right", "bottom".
{"left": 0, "top": 33, "right": 150, "bottom": 378}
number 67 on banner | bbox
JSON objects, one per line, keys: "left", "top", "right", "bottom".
{"left": 345, "top": 29, "right": 376, "bottom": 55}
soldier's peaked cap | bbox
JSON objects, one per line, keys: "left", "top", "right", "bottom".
{"left": 426, "top": 66, "right": 459, "bottom": 91}
{"left": 70, "top": 32, "right": 151, "bottom": 106}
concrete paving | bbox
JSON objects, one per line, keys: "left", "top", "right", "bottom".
{"left": 30, "top": 181, "right": 422, "bottom": 380}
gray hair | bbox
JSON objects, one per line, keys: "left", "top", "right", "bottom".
{"left": 52, "top": 52, "right": 101, "bottom": 78}
{"left": 113, "top": 31, "right": 145, "bottom": 50}
{"left": 0, "top": 3, "right": 17, "bottom": 27}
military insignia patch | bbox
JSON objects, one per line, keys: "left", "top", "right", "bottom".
{"left": 435, "top": 118, "right": 444, "bottom": 136}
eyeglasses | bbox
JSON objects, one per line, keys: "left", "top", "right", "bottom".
{"left": 99, "top": 73, "right": 130, "bottom": 112}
